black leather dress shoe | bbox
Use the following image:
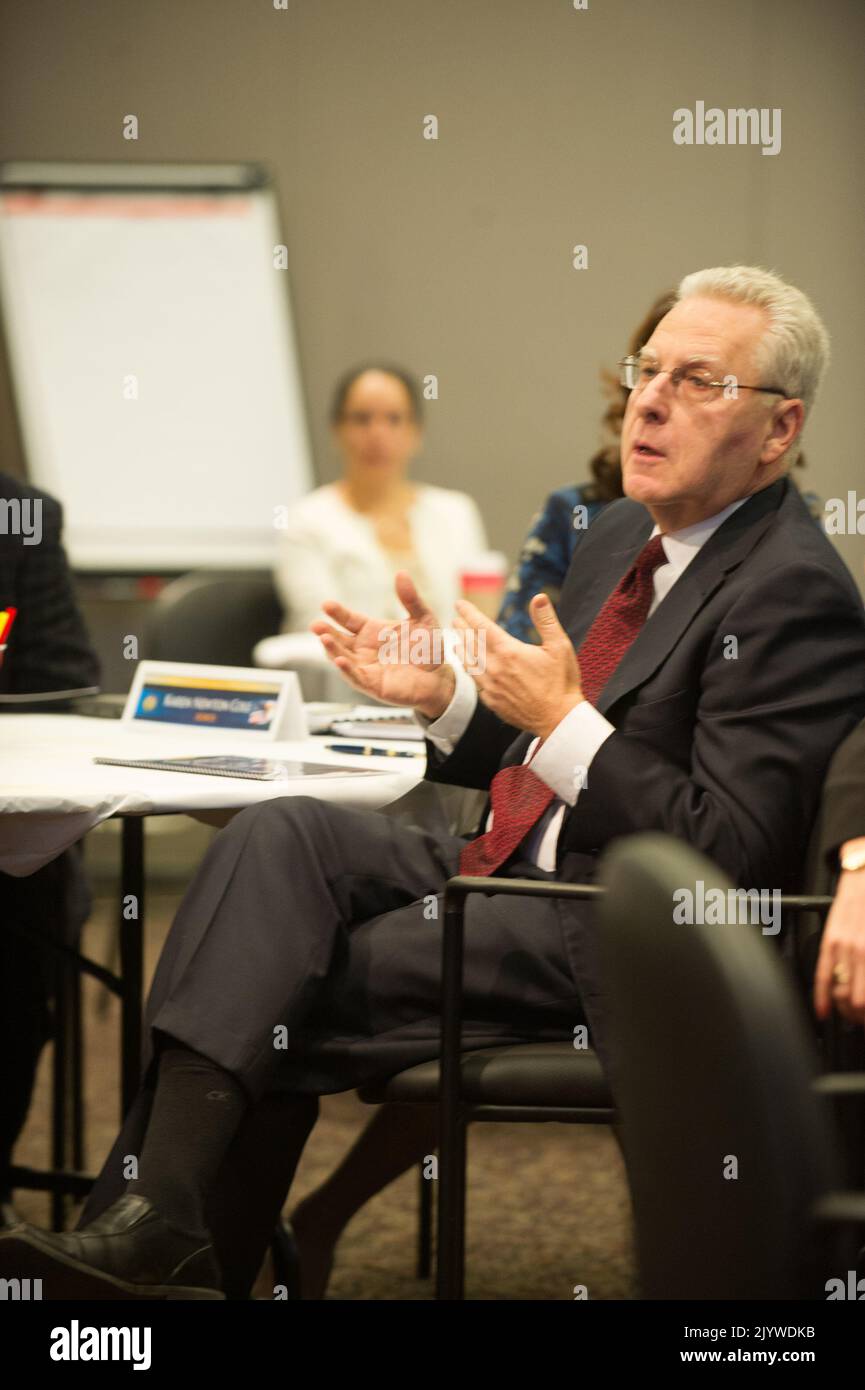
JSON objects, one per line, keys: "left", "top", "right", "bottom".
{"left": 0, "top": 1194, "right": 224, "bottom": 1299}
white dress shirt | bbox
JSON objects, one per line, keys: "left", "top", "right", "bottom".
{"left": 421, "top": 498, "right": 748, "bottom": 870}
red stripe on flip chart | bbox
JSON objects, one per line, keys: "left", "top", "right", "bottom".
{"left": 0, "top": 193, "right": 251, "bottom": 218}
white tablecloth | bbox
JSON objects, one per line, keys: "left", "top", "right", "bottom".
{"left": 0, "top": 714, "right": 424, "bottom": 876}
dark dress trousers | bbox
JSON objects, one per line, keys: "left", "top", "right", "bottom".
{"left": 0, "top": 471, "right": 100, "bottom": 1185}
{"left": 81, "top": 475, "right": 865, "bottom": 1221}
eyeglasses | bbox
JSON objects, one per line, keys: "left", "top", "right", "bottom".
{"left": 619, "top": 353, "right": 789, "bottom": 404}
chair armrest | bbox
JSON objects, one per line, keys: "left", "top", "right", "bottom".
{"left": 435, "top": 874, "right": 609, "bottom": 1296}
{"left": 813, "top": 1191, "right": 865, "bottom": 1228}
{"left": 813, "top": 1074, "right": 865, "bottom": 1099}
{"left": 436, "top": 878, "right": 841, "bottom": 1128}
{"left": 439, "top": 876, "right": 606, "bottom": 1110}
{"left": 445, "top": 874, "right": 606, "bottom": 907}
{"left": 779, "top": 895, "right": 834, "bottom": 913}
{"left": 440, "top": 877, "right": 606, "bottom": 1039}
{"left": 439, "top": 882, "right": 835, "bottom": 1053}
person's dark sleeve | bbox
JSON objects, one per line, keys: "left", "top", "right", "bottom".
{"left": 5, "top": 496, "right": 100, "bottom": 695}
{"left": 819, "top": 718, "right": 865, "bottom": 866}
{"left": 558, "top": 560, "right": 865, "bottom": 890}
{"left": 423, "top": 697, "right": 523, "bottom": 792}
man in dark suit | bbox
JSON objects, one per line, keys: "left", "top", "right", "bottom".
{"left": 3, "top": 266, "right": 865, "bottom": 1299}
{"left": 0, "top": 470, "right": 100, "bottom": 1223}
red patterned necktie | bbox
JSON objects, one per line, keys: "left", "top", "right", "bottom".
{"left": 577, "top": 533, "right": 667, "bottom": 705}
{"left": 459, "top": 533, "right": 667, "bottom": 878}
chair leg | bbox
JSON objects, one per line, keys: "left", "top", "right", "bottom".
{"left": 416, "top": 1157, "right": 433, "bottom": 1279}
{"left": 436, "top": 1114, "right": 467, "bottom": 1300}
{"left": 71, "top": 961, "right": 85, "bottom": 1172}
{"left": 119, "top": 818, "right": 144, "bottom": 1117}
{"left": 50, "top": 958, "right": 73, "bottom": 1231}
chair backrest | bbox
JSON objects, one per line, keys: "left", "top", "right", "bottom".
{"left": 598, "top": 833, "right": 844, "bottom": 1300}
{"left": 144, "top": 571, "right": 283, "bottom": 667}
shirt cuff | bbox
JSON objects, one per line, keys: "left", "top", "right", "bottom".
{"left": 527, "top": 700, "right": 615, "bottom": 805}
{"left": 416, "top": 651, "right": 478, "bottom": 757}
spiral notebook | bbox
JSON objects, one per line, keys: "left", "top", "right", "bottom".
{"left": 328, "top": 705, "right": 424, "bottom": 742}
{"left": 92, "top": 755, "right": 387, "bottom": 781}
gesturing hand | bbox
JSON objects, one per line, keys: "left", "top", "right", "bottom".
{"left": 310, "top": 571, "right": 456, "bottom": 717}
{"left": 453, "top": 592, "right": 584, "bottom": 739}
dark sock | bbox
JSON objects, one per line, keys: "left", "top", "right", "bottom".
{"left": 205, "top": 1092, "right": 319, "bottom": 1299}
{"left": 127, "top": 1044, "right": 247, "bottom": 1234}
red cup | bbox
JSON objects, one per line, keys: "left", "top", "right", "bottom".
{"left": 459, "top": 552, "right": 508, "bottom": 619}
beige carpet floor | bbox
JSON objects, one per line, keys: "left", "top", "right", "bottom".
{"left": 12, "top": 883, "right": 638, "bottom": 1301}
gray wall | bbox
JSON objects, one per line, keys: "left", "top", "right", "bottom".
{"left": 1, "top": 0, "right": 863, "bottom": 589}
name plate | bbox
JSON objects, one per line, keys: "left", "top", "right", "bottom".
{"left": 122, "top": 662, "right": 307, "bottom": 741}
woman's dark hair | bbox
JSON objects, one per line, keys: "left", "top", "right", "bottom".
{"left": 582, "top": 291, "right": 677, "bottom": 504}
{"left": 582, "top": 287, "right": 807, "bottom": 504}
{"left": 329, "top": 365, "right": 424, "bottom": 424}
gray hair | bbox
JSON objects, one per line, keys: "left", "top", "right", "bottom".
{"left": 675, "top": 266, "right": 830, "bottom": 444}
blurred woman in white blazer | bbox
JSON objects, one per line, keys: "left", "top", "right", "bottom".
{"left": 274, "top": 365, "right": 488, "bottom": 633}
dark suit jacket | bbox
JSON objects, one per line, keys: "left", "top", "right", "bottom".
{"left": 0, "top": 471, "right": 99, "bottom": 940}
{"left": 426, "top": 476, "right": 865, "bottom": 1063}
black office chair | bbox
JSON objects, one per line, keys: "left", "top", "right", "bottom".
{"left": 348, "top": 880, "right": 617, "bottom": 1300}
{"left": 144, "top": 570, "right": 283, "bottom": 666}
{"left": 356, "top": 1030, "right": 615, "bottom": 1289}
{"left": 598, "top": 833, "right": 865, "bottom": 1300}
{"left": 342, "top": 863, "right": 849, "bottom": 1301}
{"left": 269, "top": 879, "right": 617, "bottom": 1299}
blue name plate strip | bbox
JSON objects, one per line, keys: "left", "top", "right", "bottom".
{"left": 123, "top": 662, "right": 307, "bottom": 741}
{"left": 134, "top": 679, "right": 280, "bottom": 731}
